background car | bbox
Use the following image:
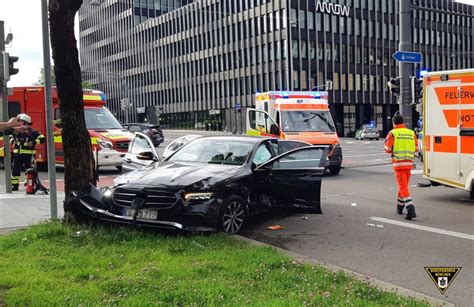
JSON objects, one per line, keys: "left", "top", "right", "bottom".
{"left": 123, "top": 123, "right": 164, "bottom": 146}
{"left": 162, "top": 134, "right": 201, "bottom": 159}
{"left": 68, "top": 135, "right": 328, "bottom": 234}
{"left": 355, "top": 125, "right": 380, "bottom": 140}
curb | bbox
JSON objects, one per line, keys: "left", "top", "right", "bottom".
{"left": 234, "top": 235, "right": 452, "bottom": 307}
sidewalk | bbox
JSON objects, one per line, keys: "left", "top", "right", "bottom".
{"left": 0, "top": 189, "right": 65, "bottom": 229}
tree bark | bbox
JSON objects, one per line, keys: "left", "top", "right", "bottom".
{"left": 49, "top": 0, "right": 96, "bottom": 196}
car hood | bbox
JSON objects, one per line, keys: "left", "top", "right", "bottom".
{"left": 114, "top": 161, "right": 245, "bottom": 190}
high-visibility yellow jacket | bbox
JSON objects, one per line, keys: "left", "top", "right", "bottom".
{"left": 384, "top": 124, "right": 418, "bottom": 170}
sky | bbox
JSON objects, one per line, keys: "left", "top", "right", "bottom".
{"left": 0, "top": 0, "right": 79, "bottom": 86}
{"left": 1, "top": 0, "right": 473, "bottom": 87}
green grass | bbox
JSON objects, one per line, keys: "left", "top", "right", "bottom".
{"left": 0, "top": 221, "right": 427, "bottom": 306}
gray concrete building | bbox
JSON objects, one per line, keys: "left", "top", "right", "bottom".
{"left": 79, "top": 0, "right": 473, "bottom": 136}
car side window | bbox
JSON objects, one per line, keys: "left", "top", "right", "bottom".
{"left": 168, "top": 139, "right": 183, "bottom": 152}
{"left": 272, "top": 148, "right": 325, "bottom": 169}
{"left": 130, "top": 135, "right": 154, "bottom": 154}
{"left": 278, "top": 141, "right": 310, "bottom": 154}
{"left": 253, "top": 143, "right": 273, "bottom": 165}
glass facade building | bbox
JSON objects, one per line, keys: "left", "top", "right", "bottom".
{"left": 79, "top": 0, "right": 473, "bottom": 136}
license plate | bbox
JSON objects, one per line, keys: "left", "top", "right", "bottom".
{"left": 122, "top": 208, "right": 158, "bottom": 220}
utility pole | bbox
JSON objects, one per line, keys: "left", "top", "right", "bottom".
{"left": 0, "top": 20, "right": 12, "bottom": 193}
{"left": 398, "top": 0, "right": 413, "bottom": 129}
{"left": 41, "top": 0, "right": 58, "bottom": 218}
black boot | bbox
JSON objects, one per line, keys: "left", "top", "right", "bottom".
{"left": 405, "top": 205, "right": 417, "bottom": 220}
{"left": 397, "top": 205, "right": 405, "bottom": 215}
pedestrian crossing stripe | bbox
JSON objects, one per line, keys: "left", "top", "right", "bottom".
{"left": 424, "top": 267, "right": 461, "bottom": 294}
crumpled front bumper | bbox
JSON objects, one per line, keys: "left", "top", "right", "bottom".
{"left": 65, "top": 186, "right": 215, "bottom": 232}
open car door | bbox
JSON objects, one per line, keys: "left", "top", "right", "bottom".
{"left": 122, "top": 132, "right": 160, "bottom": 172}
{"left": 255, "top": 146, "right": 328, "bottom": 213}
{"left": 246, "top": 108, "right": 280, "bottom": 137}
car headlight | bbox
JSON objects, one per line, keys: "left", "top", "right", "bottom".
{"left": 97, "top": 139, "right": 113, "bottom": 149}
{"left": 184, "top": 192, "right": 213, "bottom": 201}
{"left": 99, "top": 186, "right": 113, "bottom": 198}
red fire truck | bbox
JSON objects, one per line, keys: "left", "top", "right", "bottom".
{"left": 0, "top": 87, "right": 133, "bottom": 170}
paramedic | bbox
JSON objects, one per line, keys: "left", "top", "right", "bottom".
{"left": 384, "top": 112, "right": 418, "bottom": 220}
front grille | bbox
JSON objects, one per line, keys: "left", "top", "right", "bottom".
{"left": 115, "top": 141, "right": 130, "bottom": 151}
{"left": 113, "top": 188, "right": 178, "bottom": 209}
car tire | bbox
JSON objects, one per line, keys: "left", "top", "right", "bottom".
{"left": 470, "top": 181, "right": 474, "bottom": 200}
{"left": 219, "top": 196, "right": 246, "bottom": 234}
{"left": 375, "top": 138, "right": 379, "bottom": 141}
{"left": 329, "top": 165, "right": 341, "bottom": 175}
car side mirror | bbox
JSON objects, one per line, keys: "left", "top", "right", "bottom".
{"left": 136, "top": 151, "right": 156, "bottom": 161}
{"left": 270, "top": 124, "right": 280, "bottom": 136}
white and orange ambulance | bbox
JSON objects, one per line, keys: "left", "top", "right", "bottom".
{"left": 246, "top": 91, "right": 343, "bottom": 174}
{"left": 423, "top": 69, "right": 474, "bottom": 199}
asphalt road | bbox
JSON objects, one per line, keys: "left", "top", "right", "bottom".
{"left": 241, "top": 141, "right": 473, "bottom": 305}
{"left": 1, "top": 131, "right": 472, "bottom": 304}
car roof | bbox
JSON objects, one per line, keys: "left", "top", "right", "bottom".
{"left": 197, "top": 135, "right": 278, "bottom": 144}
{"left": 124, "top": 123, "right": 157, "bottom": 127}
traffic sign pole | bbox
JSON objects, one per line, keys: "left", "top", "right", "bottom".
{"left": 398, "top": 0, "right": 413, "bottom": 129}
{"left": 0, "top": 21, "right": 12, "bottom": 194}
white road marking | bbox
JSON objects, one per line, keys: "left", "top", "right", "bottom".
{"left": 370, "top": 217, "right": 474, "bottom": 241}
{"left": 411, "top": 169, "right": 423, "bottom": 175}
{"left": 344, "top": 153, "right": 387, "bottom": 158}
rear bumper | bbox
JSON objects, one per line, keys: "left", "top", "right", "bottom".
{"left": 97, "top": 149, "right": 125, "bottom": 167}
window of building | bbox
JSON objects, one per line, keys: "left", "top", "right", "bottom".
{"left": 355, "top": 74, "right": 361, "bottom": 91}
{"left": 301, "top": 70, "right": 308, "bottom": 90}
{"left": 341, "top": 73, "right": 347, "bottom": 90}
{"left": 310, "top": 41, "right": 316, "bottom": 59}
{"left": 333, "top": 73, "right": 339, "bottom": 90}
{"left": 301, "top": 41, "right": 307, "bottom": 59}
{"left": 299, "top": 10, "right": 306, "bottom": 29}
{"left": 318, "top": 42, "right": 324, "bottom": 60}
{"left": 363, "top": 74, "right": 368, "bottom": 91}
{"left": 348, "top": 74, "right": 354, "bottom": 91}
{"left": 308, "top": 11, "right": 314, "bottom": 30}
{"left": 292, "top": 41, "right": 299, "bottom": 59}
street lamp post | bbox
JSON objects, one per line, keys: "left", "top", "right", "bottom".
{"left": 41, "top": 0, "right": 58, "bottom": 218}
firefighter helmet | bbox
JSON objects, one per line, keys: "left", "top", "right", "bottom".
{"left": 18, "top": 113, "right": 32, "bottom": 124}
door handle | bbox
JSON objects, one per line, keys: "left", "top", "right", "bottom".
{"left": 434, "top": 136, "right": 442, "bottom": 144}
{"left": 124, "top": 158, "right": 132, "bottom": 163}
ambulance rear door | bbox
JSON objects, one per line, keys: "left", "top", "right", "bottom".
{"left": 426, "top": 79, "right": 461, "bottom": 180}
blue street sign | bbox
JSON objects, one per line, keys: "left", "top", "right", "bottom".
{"left": 235, "top": 102, "right": 241, "bottom": 110}
{"left": 392, "top": 51, "right": 422, "bottom": 63}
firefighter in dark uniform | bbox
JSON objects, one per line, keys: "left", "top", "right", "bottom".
{"left": 11, "top": 114, "right": 45, "bottom": 191}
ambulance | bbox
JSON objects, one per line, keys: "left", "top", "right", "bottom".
{"left": 423, "top": 69, "right": 474, "bottom": 199}
{"left": 1, "top": 87, "right": 133, "bottom": 170}
{"left": 246, "top": 91, "right": 343, "bottom": 174}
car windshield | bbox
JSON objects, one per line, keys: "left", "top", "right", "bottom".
{"left": 84, "top": 108, "right": 123, "bottom": 130}
{"left": 282, "top": 110, "right": 335, "bottom": 133}
{"left": 169, "top": 139, "right": 253, "bottom": 165}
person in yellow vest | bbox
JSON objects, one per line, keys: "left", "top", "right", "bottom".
{"left": 11, "top": 114, "right": 45, "bottom": 191}
{"left": 384, "top": 112, "right": 418, "bottom": 220}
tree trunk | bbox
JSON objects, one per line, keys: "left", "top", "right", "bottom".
{"left": 49, "top": 0, "right": 96, "bottom": 196}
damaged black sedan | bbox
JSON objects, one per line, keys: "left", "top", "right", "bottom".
{"left": 65, "top": 135, "right": 328, "bottom": 234}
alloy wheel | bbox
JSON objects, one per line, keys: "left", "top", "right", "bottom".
{"left": 222, "top": 201, "right": 245, "bottom": 234}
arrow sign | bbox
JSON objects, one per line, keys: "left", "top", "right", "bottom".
{"left": 392, "top": 51, "right": 422, "bottom": 63}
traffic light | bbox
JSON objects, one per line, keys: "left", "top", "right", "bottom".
{"left": 2, "top": 52, "right": 19, "bottom": 81}
{"left": 412, "top": 78, "right": 423, "bottom": 102}
{"left": 387, "top": 77, "right": 400, "bottom": 97}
